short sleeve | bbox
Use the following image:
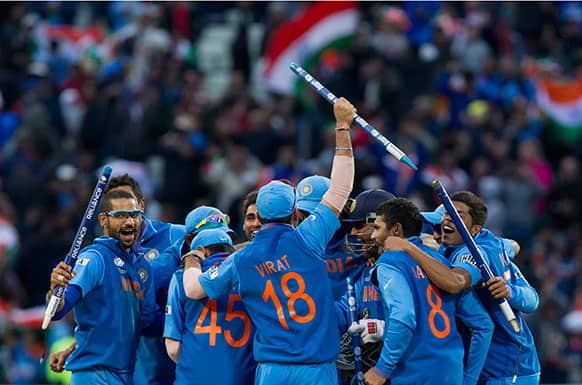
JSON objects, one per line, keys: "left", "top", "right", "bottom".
{"left": 70, "top": 250, "right": 105, "bottom": 297}
{"left": 451, "top": 247, "right": 485, "bottom": 286}
{"left": 199, "top": 253, "right": 239, "bottom": 300}
{"left": 296, "top": 204, "right": 340, "bottom": 258}
{"left": 164, "top": 273, "right": 185, "bottom": 341}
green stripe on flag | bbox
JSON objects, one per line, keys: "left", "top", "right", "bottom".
{"left": 546, "top": 117, "right": 582, "bottom": 143}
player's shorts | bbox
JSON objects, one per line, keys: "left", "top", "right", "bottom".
{"left": 478, "top": 373, "right": 540, "bottom": 385}
{"left": 256, "top": 361, "right": 338, "bottom": 385}
{"left": 71, "top": 367, "right": 133, "bottom": 385}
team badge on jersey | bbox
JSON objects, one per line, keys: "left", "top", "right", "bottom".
{"left": 138, "top": 268, "right": 148, "bottom": 282}
{"left": 144, "top": 249, "right": 160, "bottom": 261}
{"left": 77, "top": 258, "right": 90, "bottom": 266}
{"left": 208, "top": 265, "right": 219, "bottom": 280}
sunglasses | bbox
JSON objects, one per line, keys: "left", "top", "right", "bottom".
{"left": 105, "top": 209, "right": 143, "bottom": 219}
{"left": 192, "top": 213, "right": 230, "bottom": 232}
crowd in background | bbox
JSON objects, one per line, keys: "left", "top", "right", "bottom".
{"left": 0, "top": 2, "right": 581, "bottom": 383}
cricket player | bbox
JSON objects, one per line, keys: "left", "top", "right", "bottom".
{"left": 366, "top": 198, "right": 493, "bottom": 385}
{"left": 181, "top": 97, "right": 357, "bottom": 385}
{"left": 164, "top": 228, "right": 256, "bottom": 385}
{"left": 385, "top": 192, "right": 540, "bottom": 384}
{"left": 242, "top": 190, "right": 261, "bottom": 241}
{"left": 48, "top": 189, "right": 162, "bottom": 385}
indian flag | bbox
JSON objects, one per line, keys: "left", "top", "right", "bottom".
{"left": 263, "top": 2, "right": 358, "bottom": 95}
{"left": 536, "top": 77, "right": 582, "bottom": 142}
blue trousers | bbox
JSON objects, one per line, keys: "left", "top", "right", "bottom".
{"left": 478, "top": 373, "right": 540, "bottom": 385}
{"left": 256, "top": 361, "right": 338, "bottom": 385}
{"left": 71, "top": 368, "right": 133, "bottom": 385}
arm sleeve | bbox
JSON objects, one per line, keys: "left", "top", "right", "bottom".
{"left": 53, "top": 285, "right": 82, "bottom": 320}
{"left": 150, "top": 241, "right": 182, "bottom": 293}
{"left": 164, "top": 274, "right": 185, "bottom": 341}
{"left": 199, "top": 254, "right": 239, "bottom": 300}
{"left": 297, "top": 204, "right": 340, "bottom": 259}
{"left": 69, "top": 250, "right": 105, "bottom": 297}
{"left": 374, "top": 263, "right": 416, "bottom": 378}
{"left": 334, "top": 292, "right": 350, "bottom": 334}
{"left": 451, "top": 247, "right": 485, "bottom": 287}
{"left": 169, "top": 224, "right": 187, "bottom": 245}
{"left": 455, "top": 290, "right": 494, "bottom": 385}
{"left": 141, "top": 263, "right": 163, "bottom": 334}
{"left": 507, "top": 262, "right": 539, "bottom": 313}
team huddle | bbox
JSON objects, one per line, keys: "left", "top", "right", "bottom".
{"left": 46, "top": 98, "right": 540, "bottom": 385}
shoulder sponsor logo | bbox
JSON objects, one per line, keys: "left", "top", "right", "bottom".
{"left": 77, "top": 258, "right": 90, "bottom": 266}
{"left": 209, "top": 265, "right": 219, "bottom": 280}
{"left": 457, "top": 254, "right": 478, "bottom": 267}
{"left": 144, "top": 249, "right": 160, "bottom": 261}
{"left": 114, "top": 257, "right": 125, "bottom": 268}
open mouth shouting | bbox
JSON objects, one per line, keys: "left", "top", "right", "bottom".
{"left": 118, "top": 226, "right": 136, "bottom": 244}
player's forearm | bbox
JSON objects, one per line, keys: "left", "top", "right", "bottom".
{"left": 508, "top": 283, "right": 539, "bottom": 313}
{"left": 375, "top": 318, "right": 414, "bottom": 378}
{"left": 323, "top": 129, "right": 354, "bottom": 214}
{"left": 182, "top": 256, "right": 207, "bottom": 300}
{"left": 165, "top": 339, "right": 181, "bottom": 363}
{"left": 53, "top": 285, "right": 82, "bottom": 320}
{"left": 404, "top": 243, "right": 469, "bottom": 294}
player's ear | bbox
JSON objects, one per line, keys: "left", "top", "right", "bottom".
{"left": 390, "top": 223, "right": 403, "bottom": 237}
{"left": 98, "top": 212, "right": 107, "bottom": 228}
{"left": 470, "top": 224, "right": 482, "bottom": 237}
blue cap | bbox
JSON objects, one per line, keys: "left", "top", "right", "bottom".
{"left": 345, "top": 189, "right": 396, "bottom": 222}
{"left": 185, "top": 205, "right": 232, "bottom": 234}
{"left": 256, "top": 181, "right": 295, "bottom": 220}
{"left": 191, "top": 228, "right": 233, "bottom": 250}
{"left": 421, "top": 205, "right": 444, "bottom": 225}
{"left": 296, "top": 176, "right": 330, "bottom": 214}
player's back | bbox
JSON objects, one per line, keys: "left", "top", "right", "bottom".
{"left": 375, "top": 237, "right": 464, "bottom": 385}
{"left": 234, "top": 222, "right": 340, "bottom": 364}
{"left": 172, "top": 268, "right": 256, "bottom": 385}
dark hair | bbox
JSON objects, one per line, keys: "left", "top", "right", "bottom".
{"left": 101, "top": 190, "right": 138, "bottom": 212}
{"left": 105, "top": 174, "right": 144, "bottom": 202}
{"left": 450, "top": 191, "right": 488, "bottom": 226}
{"left": 206, "top": 243, "right": 234, "bottom": 254}
{"left": 376, "top": 198, "right": 422, "bottom": 238}
{"left": 242, "top": 190, "right": 258, "bottom": 216}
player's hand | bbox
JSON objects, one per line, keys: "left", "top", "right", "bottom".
{"left": 182, "top": 249, "right": 206, "bottom": 268}
{"left": 50, "top": 262, "right": 75, "bottom": 290}
{"left": 359, "top": 319, "right": 385, "bottom": 344}
{"left": 334, "top": 97, "right": 356, "bottom": 128}
{"left": 363, "top": 367, "right": 388, "bottom": 385}
{"left": 382, "top": 236, "right": 411, "bottom": 253}
{"left": 484, "top": 277, "right": 511, "bottom": 299}
{"left": 420, "top": 234, "right": 439, "bottom": 250}
{"left": 348, "top": 320, "right": 365, "bottom": 335}
{"left": 48, "top": 345, "right": 73, "bottom": 373}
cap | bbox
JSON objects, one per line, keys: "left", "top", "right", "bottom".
{"left": 296, "top": 175, "right": 330, "bottom": 214}
{"left": 185, "top": 205, "right": 232, "bottom": 235}
{"left": 345, "top": 189, "right": 396, "bottom": 222}
{"left": 191, "top": 228, "right": 233, "bottom": 251}
{"left": 420, "top": 205, "right": 445, "bottom": 225}
{"left": 256, "top": 181, "right": 296, "bottom": 220}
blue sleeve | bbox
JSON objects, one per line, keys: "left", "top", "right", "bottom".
{"left": 199, "top": 253, "right": 239, "bottom": 300}
{"left": 164, "top": 274, "right": 185, "bottom": 341}
{"left": 334, "top": 292, "right": 350, "bottom": 334}
{"left": 297, "top": 204, "right": 340, "bottom": 259}
{"left": 374, "top": 263, "right": 416, "bottom": 377}
{"left": 507, "top": 262, "right": 539, "bottom": 313}
{"left": 501, "top": 238, "right": 516, "bottom": 260}
{"left": 455, "top": 290, "right": 494, "bottom": 385}
{"left": 139, "top": 262, "right": 161, "bottom": 331}
{"left": 69, "top": 250, "right": 105, "bottom": 297}
{"left": 451, "top": 247, "right": 485, "bottom": 286}
{"left": 150, "top": 241, "right": 182, "bottom": 292}
{"left": 53, "top": 285, "right": 82, "bottom": 320}
{"left": 169, "top": 224, "right": 186, "bottom": 245}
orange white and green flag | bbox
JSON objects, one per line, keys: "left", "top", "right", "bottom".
{"left": 535, "top": 77, "right": 582, "bottom": 142}
{"left": 263, "top": 2, "right": 358, "bottom": 95}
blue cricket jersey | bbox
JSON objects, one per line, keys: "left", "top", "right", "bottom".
{"left": 200, "top": 204, "right": 340, "bottom": 364}
{"left": 135, "top": 217, "right": 186, "bottom": 385}
{"left": 445, "top": 229, "right": 540, "bottom": 380}
{"left": 66, "top": 237, "right": 158, "bottom": 373}
{"left": 164, "top": 253, "right": 256, "bottom": 385}
{"left": 326, "top": 224, "right": 366, "bottom": 301}
{"left": 373, "top": 237, "right": 464, "bottom": 385}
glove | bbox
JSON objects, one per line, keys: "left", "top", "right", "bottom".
{"left": 347, "top": 319, "right": 385, "bottom": 344}
{"left": 360, "top": 319, "right": 385, "bottom": 344}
